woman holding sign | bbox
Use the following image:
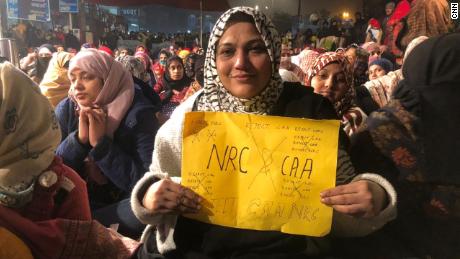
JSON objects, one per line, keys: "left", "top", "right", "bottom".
{"left": 132, "top": 7, "right": 396, "bottom": 258}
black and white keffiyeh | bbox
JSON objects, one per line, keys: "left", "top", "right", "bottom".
{"left": 197, "top": 6, "right": 283, "bottom": 114}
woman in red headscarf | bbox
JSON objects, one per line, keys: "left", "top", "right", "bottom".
{"left": 383, "top": 0, "right": 412, "bottom": 57}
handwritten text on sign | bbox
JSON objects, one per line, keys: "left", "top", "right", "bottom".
{"left": 181, "top": 112, "right": 340, "bottom": 236}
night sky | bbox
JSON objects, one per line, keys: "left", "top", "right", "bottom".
{"left": 228, "top": 0, "right": 364, "bottom": 17}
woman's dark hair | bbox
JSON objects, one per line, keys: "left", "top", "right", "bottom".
{"left": 159, "top": 49, "right": 171, "bottom": 59}
{"left": 165, "top": 56, "right": 184, "bottom": 75}
{"left": 162, "top": 55, "right": 190, "bottom": 104}
{"left": 226, "top": 12, "right": 255, "bottom": 29}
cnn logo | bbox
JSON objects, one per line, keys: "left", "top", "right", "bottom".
{"left": 452, "top": 3, "right": 459, "bottom": 20}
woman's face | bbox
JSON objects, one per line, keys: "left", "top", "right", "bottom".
{"left": 345, "top": 48, "right": 357, "bottom": 67}
{"left": 311, "top": 62, "right": 349, "bottom": 104}
{"left": 385, "top": 6, "right": 394, "bottom": 16}
{"left": 159, "top": 53, "right": 168, "bottom": 64}
{"left": 368, "top": 64, "right": 386, "bottom": 80}
{"left": 168, "top": 60, "right": 184, "bottom": 80}
{"left": 216, "top": 21, "right": 272, "bottom": 99}
{"left": 69, "top": 68, "right": 104, "bottom": 107}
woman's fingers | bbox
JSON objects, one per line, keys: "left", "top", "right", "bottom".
{"left": 143, "top": 179, "right": 202, "bottom": 215}
{"left": 329, "top": 204, "right": 368, "bottom": 217}
{"left": 320, "top": 180, "right": 376, "bottom": 218}
{"left": 320, "top": 193, "right": 363, "bottom": 206}
{"left": 164, "top": 180, "right": 202, "bottom": 211}
{"left": 86, "top": 108, "right": 106, "bottom": 124}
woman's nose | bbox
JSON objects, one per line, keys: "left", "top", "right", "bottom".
{"left": 234, "top": 50, "right": 249, "bottom": 70}
{"left": 324, "top": 76, "right": 334, "bottom": 89}
{"left": 72, "top": 78, "right": 83, "bottom": 90}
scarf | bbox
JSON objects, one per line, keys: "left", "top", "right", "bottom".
{"left": 161, "top": 56, "right": 192, "bottom": 104}
{"left": 397, "top": 33, "right": 460, "bottom": 184}
{"left": 118, "top": 55, "right": 150, "bottom": 83}
{"left": 401, "top": 0, "right": 452, "bottom": 49}
{"left": 306, "top": 52, "right": 355, "bottom": 117}
{"left": 0, "top": 62, "right": 61, "bottom": 208}
{"left": 306, "top": 52, "right": 366, "bottom": 136}
{"left": 365, "top": 33, "right": 460, "bottom": 184}
{"left": 298, "top": 49, "right": 320, "bottom": 74}
{"left": 39, "top": 51, "right": 73, "bottom": 107}
{"left": 364, "top": 36, "right": 428, "bottom": 108}
{"left": 197, "top": 6, "right": 283, "bottom": 114}
{"left": 68, "top": 49, "right": 134, "bottom": 137}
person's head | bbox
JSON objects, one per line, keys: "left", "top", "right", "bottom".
{"left": 215, "top": 12, "right": 273, "bottom": 99}
{"left": 194, "top": 55, "right": 205, "bottom": 86}
{"left": 56, "top": 45, "right": 65, "bottom": 52}
{"left": 197, "top": 7, "right": 282, "bottom": 113}
{"left": 281, "top": 44, "right": 291, "bottom": 57}
{"left": 165, "top": 56, "right": 185, "bottom": 81}
{"left": 39, "top": 51, "right": 73, "bottom": 107}
{"left": 298, "top": 49, "right": 320, "bottom": 74}
{"left": 306, "top": 52, "right": 354, "bottom": 114}
{"left": 152, "top": 62, "right": 164, "bottom": 81}
{"left": 344, "top": 44, "right": 359, "bottom": 67}
{"left": 391, "top": 33, "right": 460, "bottom": 182}
{"left": 135, "top": 51, "right": 151, "bottom": 71}
{"left": 118, "top": 55, "right": 148, "bottom": 82}
{"left": 0, "top": 62, "right": 61, "bottom": 208}
{"left": 178, "top": 49, "right": 191, "bottom": 62}
{"left": 368, "top": 58, "right": 393, "bottom": 80}
{"left": 368, "top": 18, "right": 381, "bottom": 30}
{"left": 385, "top": 2, "right": 396, "bottom": 16}
{"left": 68, "top": 49, "right": 135, "bottom": 136}
{"left": 81, "top": 43, "right": 94, "bottom": 50}
{"left": 38, "top": 44, "right": 55, "bottom": 58}
{"left": 362, "top": 42, "right": 381, "bottom": 57}
{"left": 158, "top": 49, "right": 170, "bottom": 67}
{"left": 136, "top": 45, "right": 146, "bottom": 53}
{"left": 68, "top": 49, "right": 133, "bottom": 107}
{"left": 118, "top": 46, "right": 130, "bottom": 58}
{"left": 355, "top": 12, "right": 362, "bottom": 20}
{"left": 98, "top": 45, "right": 113, "bottom": 57}
{"left": 185, "top": 53, "right": 197, "bottom": 78}
{"left": 402, "top": 36, "right": 429, "bottom": 66}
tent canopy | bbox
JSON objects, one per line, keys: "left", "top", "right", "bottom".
{"left": 86, "top": 0, "right": 230, "bottom": 11}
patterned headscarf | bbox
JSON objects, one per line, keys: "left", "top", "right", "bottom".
{"left": 196, "top": 6, "right": 283, "bottom": 114}
{"left": 134, "top": 51, "right": 152, "bottom": 71}
{"left": 298, "top": 49, "right": 320, "bottom": 74}
{"left": 68, "top": 49, "right": 134, "bottom": 137}
{"left": 306, "top": 52, "right": 354, "bottom": 116}
{"left": 0, "top": 62, "right": 61, "bottom": 208}
{"left": 39, "top": 51, "right": 73, "bottom": 108}
{"left": 117, "top": 55, "right": 150, "bottom": 83}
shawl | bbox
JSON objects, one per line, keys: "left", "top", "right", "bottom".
{"left": 0, "top": 62, "right": 60, "bottom": 208}
{"left": 68, "top": 49, "right": 134, "bottom": 137}
{"left": 196, "top": 6, "right": 283, "bottom": 114}
{"left": 39, "top": 51, "right": 73, "bottom": 107}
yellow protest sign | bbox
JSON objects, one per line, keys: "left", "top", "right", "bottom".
{"left": 181, "top": 112, "right": 340, "bottom": 237}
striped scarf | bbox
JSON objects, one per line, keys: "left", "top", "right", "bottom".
{"left": 196, "top": 6, "right": 283, "bottom": 114}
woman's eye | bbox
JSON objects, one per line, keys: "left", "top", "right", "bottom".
{"left": 336, "top": 75, "right": 346, "bottom": 83}
{"left": 318, "top": 73, "right": 328, "bottom": 80}
{"left": 219, "top": 48, "right": 234, "bottom": 56}
{"left": 250, "top": 46, "right": 267, "bottom": 53}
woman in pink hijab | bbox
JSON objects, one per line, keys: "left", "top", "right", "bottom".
{"left": 54, "top": 48, "right": 160, "bottom": 238}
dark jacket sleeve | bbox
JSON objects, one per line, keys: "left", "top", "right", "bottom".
{"left": 55, "top": 98, "right": 91, "bottom": 173}
{"left": 89, "top": 108, "right": 159, "bottom": 192}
